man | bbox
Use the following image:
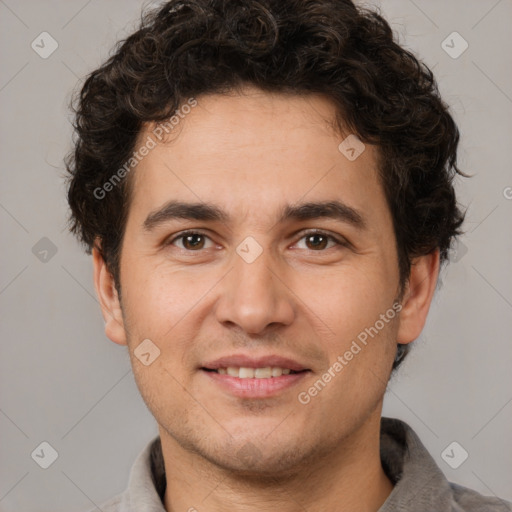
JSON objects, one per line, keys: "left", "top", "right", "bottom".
{"left": 66, "top": 0, "right": 511, "bottom": 510}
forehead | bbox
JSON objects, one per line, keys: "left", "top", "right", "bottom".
{"left": 127, "top": 88, "right": 387, "bottom": 229}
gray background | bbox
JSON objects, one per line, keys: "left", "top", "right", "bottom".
{"left": 1, "top": 0, "right": 511, "bottom": 510}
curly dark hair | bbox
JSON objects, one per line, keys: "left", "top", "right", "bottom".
{"left": 66, "top": 0, "right": 466, "bottom": 369}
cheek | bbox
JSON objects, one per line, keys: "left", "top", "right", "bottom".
{"left": 293, "top": 262, "right": 397, "bottom": 346}
{"left": 121, "top": 257, "right": 212, "bottom": 334}
{"left": 129, "top": 357, "right": 189, "bottom": 433}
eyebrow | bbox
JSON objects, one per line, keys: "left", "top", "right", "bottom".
{"left": 143, "top": 199, "right": 366, "bottom": 231}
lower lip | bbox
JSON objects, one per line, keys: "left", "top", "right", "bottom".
{"left": 202, "top": 370, "right": 309, "bottom": 398}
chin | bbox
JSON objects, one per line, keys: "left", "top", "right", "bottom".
{"left": 208, "top": 443, "right": 309, "bottom": 479}
{"left": 189, "top": 428, "right": 331, "bottom": 480}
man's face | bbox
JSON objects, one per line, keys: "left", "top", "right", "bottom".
{"left": 109, "top": 88, "right": 404, "bottom": 473}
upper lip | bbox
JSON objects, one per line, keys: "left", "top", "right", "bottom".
{"left": 201, "top": 354, "right": 309, "bottom": 372}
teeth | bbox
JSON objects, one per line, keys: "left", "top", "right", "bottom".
{"left": 227, "top": 367, "right": 239, "bottom": 377}
{"left": 239, "top": 367, "right": 255, "bottom": 379}
{"left": 254, "top": 367, "right": 272, "bottom": 378}
{"left": 217, "top": 366, "right": 295, "bottom": 378}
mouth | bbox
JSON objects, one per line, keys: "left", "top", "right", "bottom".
{"left": 201, "top": 366, "right": 306, "bottom": 378}
{"left": 200, "top": 355, "right": 311, "bottom": 398}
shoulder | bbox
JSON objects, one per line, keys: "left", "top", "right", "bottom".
{"left": 85, "top": 493, "right": 124, "bottom": 512}
{"left": 83, "top": 436, "right": 163, "bottom": 512}
{"left": 450, "top": 482, "right": 512, "bottom": 511}
{"left": 87, "top": 492, "right": 133, "bottom": 512}
{"left": 379, "top": 417, "right": 512, "bottom": 512}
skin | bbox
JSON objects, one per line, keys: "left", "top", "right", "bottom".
{"left": 93, "top": 86, "right": 439, "bottom": 511}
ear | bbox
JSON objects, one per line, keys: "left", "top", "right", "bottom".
{"left": 92, "top": 242, "right": 127, "bottom": 346}
{"left": 396, "top": 249, "right": 440, "bottom": 344}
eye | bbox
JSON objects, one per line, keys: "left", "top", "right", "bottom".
{"left": 294, "top": 230, "right": 347, "bottom": 251}
{"left": 166, "top": 229, "right": 348, "bottom": 253}
{"left": 168, "top": 231, "right": 215, "bottom": 251}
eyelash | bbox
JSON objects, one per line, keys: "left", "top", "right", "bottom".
{"left": 167, "top": 229, "right": 349, "bottom": 252}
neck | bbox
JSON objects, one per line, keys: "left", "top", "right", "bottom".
{"left": 161, "top": 411, "right": 393, "bottom": 512}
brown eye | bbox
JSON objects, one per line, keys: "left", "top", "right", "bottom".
{"left": 295, "top": 230, "right": 345, "bottom": 251}
{"left": 305, "top": 233, "right": 329, "bottom": 250}
{"left": 170, "top": 231, "right": 213, "bottom": 251}
{"left": 181, "top": 233, "right": 205, "bottom": 250}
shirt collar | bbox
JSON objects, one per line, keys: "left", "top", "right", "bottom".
{"left": 377, "top": 417, "right": 455, "bottom": 511}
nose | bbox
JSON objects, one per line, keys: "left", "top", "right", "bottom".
{"left": 214, "top": 246, "right": 295, "bottom": 335}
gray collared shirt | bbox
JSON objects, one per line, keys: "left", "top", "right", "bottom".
{"left": 89, "top": 417, "right": 512, "bottom": 511}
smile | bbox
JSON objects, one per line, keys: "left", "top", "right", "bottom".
{"left": 203, "top": 366, "right": 299, "bottom": 378}
{"left": 201, "top": 367, "right": 310, "bottom": 398}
